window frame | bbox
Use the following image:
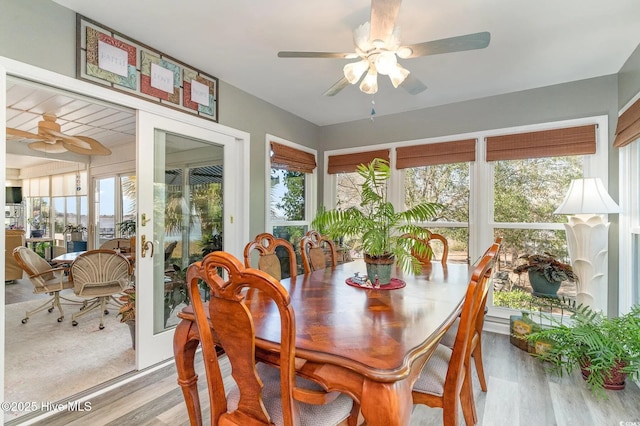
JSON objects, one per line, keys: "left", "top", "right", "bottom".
{"left": 265, "top": 134, "right": 317, "bottom": 237}
{"left": 322, "top": 115, "right": 609, "bottom": 321}
{"left": 619, "top": 92, "right": 640, "bottom": 313}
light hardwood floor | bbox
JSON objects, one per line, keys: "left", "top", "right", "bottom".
{"left": 12, "top": 332, "right": 640, "bottom": 426}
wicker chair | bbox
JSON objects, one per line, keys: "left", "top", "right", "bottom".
{"left": 13, "top": 246, "right": 75, "bottom": 323}
{"left": 70, "top": 249, "right": 132, "bottom": 329}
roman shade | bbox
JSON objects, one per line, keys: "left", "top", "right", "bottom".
{"left": 613, "top": 98, "right": 640, "bottom": 148}
{"left": 270, "top": 142, "right": 316, "bottom": 173}
{"left": 327, "top": 149, "right": 390, "bottom": 174}
{"left": 396, "top": 139, "right": 476, "bottom": 169}
{"left": 486, "top": 124, "right": 596, "bottom": 161}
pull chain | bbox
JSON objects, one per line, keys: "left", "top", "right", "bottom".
{"left": 370, "top": 95, "right": 376, "bottom": 121}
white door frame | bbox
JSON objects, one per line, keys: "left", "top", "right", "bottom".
{"left": 0, "top": 56, "right": 250, "bottom": 399}
{"left": 136, "top": 111, "right": 247, "bottom": 366}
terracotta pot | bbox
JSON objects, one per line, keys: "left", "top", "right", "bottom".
{"left": 364, "top": 253, "right": 395, "bottom": 285}
{"left": 580, "top": 358, "right": 628, "bottom": 390}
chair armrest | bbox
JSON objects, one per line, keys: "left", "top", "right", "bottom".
{"left": 29, "top": 266, "right": 68, "bottom": 279}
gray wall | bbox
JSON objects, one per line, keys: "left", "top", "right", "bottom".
{"left": 0, "top": 0, "right": 320, "bottom": 242}
{"left": 618, "top": 43, "right": 640, "bottom": 109}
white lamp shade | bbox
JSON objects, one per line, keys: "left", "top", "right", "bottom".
{"left": 343, "top": 60, "right": 369, "bottom": 84}
{"left": 554, "top": 177, "right": 621, "bottom": 215}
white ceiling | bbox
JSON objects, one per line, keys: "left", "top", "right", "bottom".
{"left": 48, "top": 0, "right": 640, "bottom": 126}
{"left": 5, "top": 80, "right": 135, "bottom": 169}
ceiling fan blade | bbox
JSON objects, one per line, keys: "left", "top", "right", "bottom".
{"left": 63, "top": 135, "right": 112, "bottom": 156}
{"left": 403, "top": 31, "right": 491, "bottom": 58}
{"left": 369, "top": 0, "right": 402, "bottom": 44}
{"left": 323, "top": 77, "right": 350, "bottom": 97}
{"left": 400, "top": 75, "right": 427, "bottom": 95}
{"left": 28, "top": 140, "right": 67, "bottom": 154}
{"left": 278, "top": 51, "right": 354, "bottom": 59}
{"left": 6, "top": 128, "right": 42, "bottom": 140}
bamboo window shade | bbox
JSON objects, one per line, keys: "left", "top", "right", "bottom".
{"left": 486, "top": 124, "right": 596, "bottom": 161}
{"left": 613, "top": 98, "right": 640, "bottom": 148}
{"left": 327, "top": 149, "right": 390, "bottom": 174}
{"left": 396, "top": 139, "right": 476, "bottom": 169}
{"left": 270, "top": 142, "right": 316, "bottom": 173}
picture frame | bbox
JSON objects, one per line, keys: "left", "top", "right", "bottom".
{"left": 76, "top": 14, "right": 218, "bottom": 122}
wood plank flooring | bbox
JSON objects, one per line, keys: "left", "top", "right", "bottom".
{"left": 13, "top": 332, "right": 640, "bottom": 426}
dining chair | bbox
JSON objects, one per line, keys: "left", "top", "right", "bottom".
{"left": 69, "top": 249, "right": 133, "bottom": 329}
{"left": 408, "top": 231, "right": 449, "bottom": 266}
{"left": 412, "top": 240, "right": 500, "bottom": 426}
{"left": 243, "top": 232, "right": 298, "bottom": 280}
{"left": 186, "top": 251, "right": 357, "bottom": 426}
{"left": 300, "top": 230, "right": 337, "bottom": 274}
{"left": 13, "top": 246, "right": 76, "bottom": 323}
{"left": 439, "top": 237, "right": 502, "bottom": 393}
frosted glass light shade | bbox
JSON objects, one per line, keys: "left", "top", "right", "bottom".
{"left": 554, "top": 178, "right": 621, "bottom": 215}
{"left": 343, "top": 60, "right": 369, "bottom": 84}
{"left": 388, "top": 64, "right": 410, "bottom": 88}
{"left": 374, "top": 52, "right": 397, "bottom": 75}
{"left": 359, "top": 68, "right": 378, "bottom": 94}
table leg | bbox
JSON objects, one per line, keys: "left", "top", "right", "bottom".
{"left": 360, "top": 378, "right": 413, "bottom": 426}
{"left": 173, "top": 318, "right": 202, "bottom": 426}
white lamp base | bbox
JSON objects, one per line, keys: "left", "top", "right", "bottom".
{"left": 563, "top": 214, "right": 609, "bottom": 314}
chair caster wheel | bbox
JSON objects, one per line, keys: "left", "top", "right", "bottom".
{"left": 48, "top": 307, "right": 54, "bottom": 313}
{"left": 21, "top": 318, "right": 28, "bottom": 324}
{"left": 57, "top": 317, "right": 64, "bottom": 322}
{"left": 72, "top": 321, "right": 78, "bottom": 326}
{"left": 99, "top": 324, "right": 105, "bottom": 330}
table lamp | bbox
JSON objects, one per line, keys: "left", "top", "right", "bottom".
{"left": 554, "top": 178, "right": 620, "bottom": 313}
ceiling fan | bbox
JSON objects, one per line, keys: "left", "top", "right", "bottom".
{"left": 278, "top": 0, "right": 490, "bottom": 96}
{"left": 6, "top": 113, "right": 112, "bottom": 156}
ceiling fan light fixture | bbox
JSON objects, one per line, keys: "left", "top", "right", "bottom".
{"left": 374, "top": 51, "right": 397, "bottom": 75}
{"left": 343, "top": 60, "right": 370, "bottom": 84}
{"left": 396, "top": 46, "right": 413, "bottom": 59}
{"left": 359, "top": 68, "right": 378, "bottom": 94}
{"left": 388, "top": 63, "right": 410, "bottom": 88}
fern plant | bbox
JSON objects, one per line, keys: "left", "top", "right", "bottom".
{"left": 526, "top": 303, "right": 640, "bottom": 397}
{"left": 312, "top": 158, "right": 442, "bottom": 274}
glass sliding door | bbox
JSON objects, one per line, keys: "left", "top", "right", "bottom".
{"left": 136, "top": 111, "right": 243, "bottom": 368}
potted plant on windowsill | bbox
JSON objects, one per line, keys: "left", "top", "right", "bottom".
{"left": 526, "top": 304, "right": 640, "bottom": 396}
{"left": 514, "top": 252, "right": 577, "bottom": 298}
{"left": 65, "top": 224, "right": 87, "bottom": 241}
{"left": 312, "top": 158, "right": 442, "bottom": 284}
{"left": 27, "top": 216, "right": 44, "bottom": 238}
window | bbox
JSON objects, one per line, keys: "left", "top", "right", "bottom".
{"left": 492, "top": 156, "right": 583, "bottom": 305}
{"left": 618, "top": 97, "right": 640, "bottom": 312}
{"left": 404, "top": 163, "right": 470, "bottom": 264}
{"left": 95, "top": 174, "right": 136, "bottom": 247}
{"left": 323, "top": 116, "right": 608, "bottom": 318}
{"left": 267, "top": 136, "right": 317, "bottom": 274}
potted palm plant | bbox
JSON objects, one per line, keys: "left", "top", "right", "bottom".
{"left": 312, "top": 158, "right": 442, "bottom": 284}
{"left": 526, "top": 304, "right": 640, "bottom": 396}
{"left": 514, "top": 252, "right": 577, "bottom": 297}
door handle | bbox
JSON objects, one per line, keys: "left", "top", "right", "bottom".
{"left": 141, "top": 235, "right": 154, "bottom": 258}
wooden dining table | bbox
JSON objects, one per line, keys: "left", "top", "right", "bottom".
{"left": 174, "top": 259, "right": 473, "bottom": 426}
